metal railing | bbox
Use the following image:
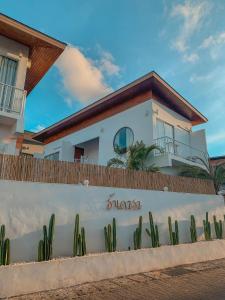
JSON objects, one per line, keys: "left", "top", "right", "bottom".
{"left": 0, "top": 82, "right": 26, "bottom": 115}
{"left": 154, "top": 136, "right": 209, "bottom": 167}
{"left": 74, "top": 156, "right": 97, "bottom": 165}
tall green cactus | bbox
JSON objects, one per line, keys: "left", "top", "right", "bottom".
{"left": 168, "top": 216, "right": 179, "bottom": 245}
{"left": 0, "top": 224, "right": 10, "bottom": 265}
{"left": 104, "top": 218, "right": 117, "bottom": 252}
{"left": 190, "top": 215, "right": 197, "bottom": 243}
{"left": 73, "top": 214, "right": 87, "bottom": 256}
{"left": 213, "top": 215, "right": 223, "bottom": 239}
{"left": 203, "top": 212, "right": 211, "bottom": 241}
{"left": 145, "top": 211, "right": 160, "bottom": 248}
{"left": 133, "top": 216, "right": 142, "bottom": 250}
{"left": 38, "top": 214, "right": 55, "bottom": 262}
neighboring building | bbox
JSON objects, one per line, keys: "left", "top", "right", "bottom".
{"left": 21, "top": 131, "right": 44, "bottom": 156}
{"left": 34, "top": 72, "right": 209, "bottom": 175}
{"left": 210, "top": 156, "right": 225, "bottom": 168}
{"left": 0, "top": 13, "right": 66, "bottom": 155}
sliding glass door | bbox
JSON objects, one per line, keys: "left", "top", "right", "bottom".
{"left": 156, "top": 119, "right": 175, "bottom": 154}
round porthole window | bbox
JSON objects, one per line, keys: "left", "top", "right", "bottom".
{"left": 113, "top": 127, "right": 134, "bottom": 154}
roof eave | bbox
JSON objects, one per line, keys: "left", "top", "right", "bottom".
{"left": 34, "top": 71, "right": 207, "bottom": 141}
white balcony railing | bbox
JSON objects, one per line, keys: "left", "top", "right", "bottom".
{"left": 154, "top": 136, "right": 209, "bottom": 167}
{"left": 74, "top": 156, "right": 96, "bottom": 165}
{"left": 0, "top": 82, "right": 26, "bottom": 115}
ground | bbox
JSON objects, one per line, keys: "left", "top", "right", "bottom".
{"left": 11, "top": 258, "right": 225, "bottom": 300}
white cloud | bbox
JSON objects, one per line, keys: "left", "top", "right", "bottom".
{"left": 200, "top": 31, "right": 225, "bottom": 59}
{"left": 183, "top": 52, "right": 199, "bottom": 63}
{"left": 207, "top": 131, "right": 225, "bottom": 144}
{"left": 201, "top": 32, "right": 225, "bottom": 49}
{"left": 190, "top": 72, "right": 214, "bottom": 83}
{"left": 171, "top": 0, "right": 211, "bottom": 62}
{"left": 98, "top": 50, "right": 120, "bottom": 76}
{"left": 56, "top": 46, "right": 116, "bottom": 105}
{"left": 31, "top": 125, "right": 46, "bottom": 133}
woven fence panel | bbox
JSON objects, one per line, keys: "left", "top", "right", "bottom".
{"left": 0, "top": 154, "right": 215, "bottom": 194}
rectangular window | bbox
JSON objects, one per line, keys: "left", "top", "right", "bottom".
{"left": 44, "top": 152, "right": 59, "bottom": 161}
{"left": 156, "top": 119, "right": 175, "bottom": 154}
{"left": 156, "top": 119, "right": 174, "bottom": 139}
{"left": 0, "top": 55, "right": 18, "bottom": 110}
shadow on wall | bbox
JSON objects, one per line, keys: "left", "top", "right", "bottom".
{"left": 11, "top": 219, "right": 207, "bottom": 263}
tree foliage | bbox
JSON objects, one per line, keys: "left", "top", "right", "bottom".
{"left": 179, "top": 156, "right": 225, "bottom": 193}
{"left": 107, "top": 141, "right": 161, "bottom": 172}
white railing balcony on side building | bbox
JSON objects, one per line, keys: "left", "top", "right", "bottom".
{"left": 153, "top": 136, "right": 209, "bottom": 168}
{"left": 74, "top": 156, "right": 97, "bottom": 165}
{"left": 0, "top": 82, "right": 26, "bottom": 116}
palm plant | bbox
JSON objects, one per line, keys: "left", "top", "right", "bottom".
{"left": 107, "top": 141, "right": 161, "bottom": 172}
{"left": 179, "top": 156, "right": 225, "bottom": 193}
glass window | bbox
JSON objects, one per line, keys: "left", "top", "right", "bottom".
{"left": 156, "top": 119, "right": 174, "bottom": 139}
{"left": 0, "top": 55, "right": 18, "bottom": 111}
{"left": 113, "top": 127, "right": 134, "bottom": 154}
{"left": 0, "top": 55, "right": 17, "bottom": 86}
{"left": 44, "top": 152, "right": 59, "bottom": 161}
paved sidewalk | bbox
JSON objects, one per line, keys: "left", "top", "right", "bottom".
{"left": 12, "top": 258, "right": 225, "bottom": 300}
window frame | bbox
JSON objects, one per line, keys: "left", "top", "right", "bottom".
{"left": 113, "top": 127, "right": 134, "bottom": 154}
{"left": 44, "top": 151, "right": 60, "bottom": 161}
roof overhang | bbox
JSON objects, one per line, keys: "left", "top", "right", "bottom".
{"left": 0, "top": 13, "right": 66, "bottom": 94}
{"left": 34, "top": 71, "right": 208, "bottom": 142}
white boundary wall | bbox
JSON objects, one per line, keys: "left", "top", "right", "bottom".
{"left": 1, "top": 241, "right": 225, "bottom": 298}
{"left": 0, "top": 180, "right": 224, "bottom": 262}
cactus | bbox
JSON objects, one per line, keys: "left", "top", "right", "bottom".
{"left": 73, "top": 214, "right": 87, "bottom": 256}
{"left": 104, "top": 218, "right": 117, "bottom": 252}
{"left": 133, "top": 216, "right": 142, "bottom": 250}
{"left": 168, "top": 216, "right": 179, "bottom": 245}
{"left": 213, "top": 215, "right": 223, "bottom": 239}
{"left": 38, "top": 214, "right": 55, "bottom": 262}
{"left": 112, "top": 217, "right": 117, "bottom": 252}
{"left": 0, "top": 224, "right": 10, "bottom": 266}
{"left": 145, "top": 212, "right": 160, "bottom": 248}
{"left": 190, "top": 215, "right": 197, "bottom": 243}
{"left": 203, "top": 212, "right": 211, "bottom": 241}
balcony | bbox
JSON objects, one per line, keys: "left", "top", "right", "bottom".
{"left": 74, "top": 156, "right": 96, "bottom": 165}
{"left": 0, "top": 82, "right": 26, "bottom": 116}
{"left": 153, "top": 136, "right": 209, "bottom": 169}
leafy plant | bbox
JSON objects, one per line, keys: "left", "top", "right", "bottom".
{"left": 38, "top": 214, "right": 55, "bottom": 262}
{"left": 145, "top": 212, "right": 160, "bottom": 248}
{"left": 203, "top": 212, "right": 211, "bottom": 241}
{"left": 104, "top": 218, "right": 116, "bottom": 252}
{"left": 213, "top": 215, "right": 223, "bottom": 239}
{"left": 0, "top": 224, "right": 10, "bottom": 265}
{"left": 107, "top": 141, "right": 161, "bottom": 172}
{"left": 73, "top": 214, "right": 87, "bottom": 256}
{"left": 133, "top": 216, "right": 142, "bottom": 250}
{"left": 168, "top": 216, "right": 179, "bottom": 245}
{"left": 190, "top": 215, "right": 197, "bottom": 243}
{"left": 179, "top": 158, "right": 225, "bottom": 194}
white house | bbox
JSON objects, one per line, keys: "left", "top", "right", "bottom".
{"left": 34, "top": 72, "right": 209, "bottom": 175}
{"left": 0, "top": 13, "right": 66, "bottom": 154}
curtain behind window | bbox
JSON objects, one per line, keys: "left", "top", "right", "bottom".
{"left": 0, "top": 56, "right": 18, "bottom": 110}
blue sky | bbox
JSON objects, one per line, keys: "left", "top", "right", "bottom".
{"left": 1, "top": 0, "right": 225, "bottom": 156}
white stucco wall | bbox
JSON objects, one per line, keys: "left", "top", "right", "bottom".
{"left": 43, "top": 99, "right": 208, "bottom": 175}
{"left": 0, "top": 179, "right": 223, "bottom": 263}
{"left": 191, "top": 129, "right": 208, "bottom": 159}
{"left": 44, "top": 100, "right": 154, "bottom": 165}
{"left": 0, "top": 35, "right": 29, "bottom": 90}
{"left": 2, "top": 240, "right": 225, "bottom": 298}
